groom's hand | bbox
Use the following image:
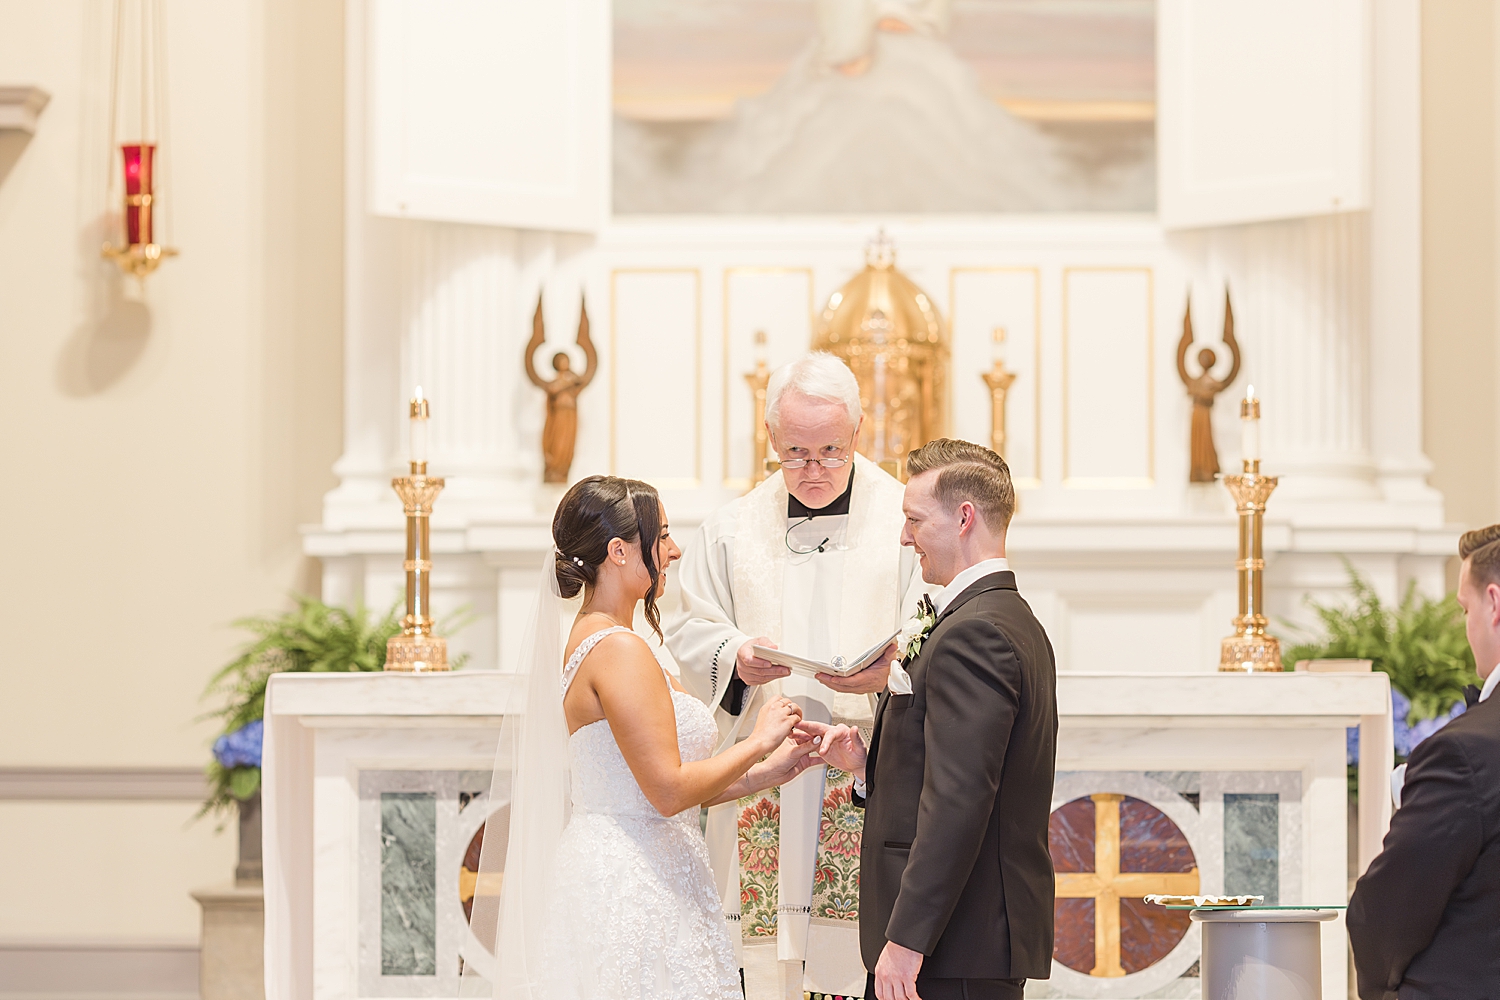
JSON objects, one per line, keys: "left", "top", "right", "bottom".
{"left": 875, "top": 941, "right": 924, "bottom": 1000}
{"left": 795, "top": 721, "right": 867, "bottom": 779}
{"left": 737, "top": 637, "right": 791, "bottom": 686}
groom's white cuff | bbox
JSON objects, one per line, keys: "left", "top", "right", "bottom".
{"left": 852, "top": 775, "right": 867, "bottom": 797}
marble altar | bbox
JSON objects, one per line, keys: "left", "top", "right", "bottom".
{"left": 262, "top": 670, "right": 1391, "bottom": 1000}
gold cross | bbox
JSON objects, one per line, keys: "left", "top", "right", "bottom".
{"left": 1054, "top": 793, "right": 1200, "bottom": 977}
{"left": 458, "top": 867, "right": 504, "bottom": 904}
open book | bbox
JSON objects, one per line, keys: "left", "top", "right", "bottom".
{"left": 751, "top": 629, "right": 901, "bottom": 679}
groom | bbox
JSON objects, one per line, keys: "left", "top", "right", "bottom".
{"left": 802, "top": 438, "right": 1058, "bottom": 1000}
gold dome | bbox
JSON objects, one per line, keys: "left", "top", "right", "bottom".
{"left": 812, "top": 235, "right": 950, "bottom": 476}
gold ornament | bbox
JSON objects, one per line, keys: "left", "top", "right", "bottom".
{"left": 744, "top": 330, "right": 772, "bottom": 485}
{"left": 1220, "top": 393, "right": 1281, "bottom": 672}
{"left": 387, "top": 395, "right": 448, "bottom": 672}
{"left": 982, "top": 327, "right": 1017, "bottom": 459}
{"left": 812, "top": 232, "right": 949, "bottom": 478}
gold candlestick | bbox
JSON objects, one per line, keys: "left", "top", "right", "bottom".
{"left": 386, "top": 395, "right": 448, "bottom": 672}
{"left": 1219, "top": 394, "right": 1280, "bottom": 672}
{"left": 982, "top": 327, "right": 1018, "bottom": 458}
{"left": 746, "top": 330, "right": 772, "bottom": 485}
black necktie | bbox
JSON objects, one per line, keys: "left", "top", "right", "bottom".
{"left": 1464, "top": 684, "right": 1481, "bottom": 709}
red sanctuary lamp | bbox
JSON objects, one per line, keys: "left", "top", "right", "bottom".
{"left": 102, "top": 141, "right": 176, "bottom": 278}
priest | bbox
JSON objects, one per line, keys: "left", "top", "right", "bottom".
{"left": 666, "top": 352, "right": 922, "bottom": 1000}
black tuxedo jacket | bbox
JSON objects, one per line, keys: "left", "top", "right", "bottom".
{"left": 1348, "top": 690, "right": 1500, "bottom": 999}
{"left": 857, "top": 570, "right": 1058, "bottom": 979}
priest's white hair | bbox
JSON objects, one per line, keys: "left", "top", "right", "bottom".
{"left": 765, "top": 352, "right": 863, "bottom": 431}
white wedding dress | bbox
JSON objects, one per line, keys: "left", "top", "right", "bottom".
{"left": 541, "top": 626, "right": 742, "bottom": 1000}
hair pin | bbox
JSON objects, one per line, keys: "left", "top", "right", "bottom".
{"left": 556, "top": 548, "right": 585, "bottom": 569}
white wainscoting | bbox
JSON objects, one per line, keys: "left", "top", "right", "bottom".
{"left": 580, "top": 218, "right": 1182, "bottom": 519}
{"left": 722, "top": 268, "right": 814, "bottom": 489}
{"left": 609, "top": 268, "right": 702, "bottom": 489}
{"left": 949, "top": 267, "right": 1041, "bottom": 485}
{"left": 1062, "top": 267, "right": 1155, "bottom": 488}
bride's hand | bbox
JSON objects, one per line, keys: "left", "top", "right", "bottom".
{"left": 751, "top": 737, "right": 821, "bottom": 790}
{"left": 749, "top": 696, "right": 803, "bottom": 754}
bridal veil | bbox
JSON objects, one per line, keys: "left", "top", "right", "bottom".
{"left": 462, "top": 552, "right": 577, "bottom": 998}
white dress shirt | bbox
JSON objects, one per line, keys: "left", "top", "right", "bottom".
{"left": 930, "top": 557, "right": 1012, "bottom": 616}
{"left": 1390, "top": 663, "right": 1499, "bottom": 809}
{"left": 1481, "top": 665, "right": 1500, "bottom": 703}
{"left": 854, "top": 558, "right": 1012, "bottom": 793}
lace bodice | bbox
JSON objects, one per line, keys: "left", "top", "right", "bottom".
{"left": 564, "top": 627, "right": 720, "bottom": 822}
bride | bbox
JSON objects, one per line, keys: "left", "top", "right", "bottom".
{"left": 476, "top": 475, "right": 818, "bottom": 999}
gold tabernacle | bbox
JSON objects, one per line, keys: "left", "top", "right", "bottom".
{"left": 812, "top": 231, "right": 949, "bottom": 478}
{"left": 387, "top": 394, "right": 449, "bottom": 672}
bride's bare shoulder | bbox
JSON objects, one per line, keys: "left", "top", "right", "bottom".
{"left": 568, "top": 626, "right": 658, "bottom": 678}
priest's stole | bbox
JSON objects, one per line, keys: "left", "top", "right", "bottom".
{"left": 737, "top": 767, "right": 863, "bottom": 938}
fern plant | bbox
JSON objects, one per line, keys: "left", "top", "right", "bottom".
{"left": 200, "top": 596, "right": 469, "bottom": 816}
{"left": 1282, "top": 564, "right": 1479, "bottom": 724}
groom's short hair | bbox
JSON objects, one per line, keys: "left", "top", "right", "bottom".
{"left": 905, "top": 438, "right": 1015, "bottom": 532}
{"left": 1460, "top": 523, "right": 1500, "bottom": 590}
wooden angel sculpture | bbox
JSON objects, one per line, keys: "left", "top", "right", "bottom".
{"left": 1176, "top": 289, "right": 1242, "bottom": 483}
{"left": 525, "top": 295, "right": 597, "bottom": 484}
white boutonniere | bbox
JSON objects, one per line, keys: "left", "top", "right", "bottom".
{"left": 898, "top": 595, "right": 938, "bottom": 663}
{"left": 887, "top": 595, "right": 937, "bottom": 697}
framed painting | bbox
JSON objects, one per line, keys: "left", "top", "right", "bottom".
{"left": 613, "top": 0, "right": 1156, "bottom": 214}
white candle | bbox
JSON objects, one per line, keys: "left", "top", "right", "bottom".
{"left": 754, "top": 329, "right": 768, "bottom": 367}
{"left": 1240, "top": 384, "right": 1260, "bottom": 466}
{"left": 410, "top": 385, "right": 429, "bottom": 466}
{"left": 992, "top": 326, "right": 1006, "bottom": 365}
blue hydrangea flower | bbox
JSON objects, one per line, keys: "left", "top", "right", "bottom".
{"left": 213, "top": 719, "right": 263, "bottom": 770}
{"left": 1348, "top": 689, "right": 1465, "bottom": 765}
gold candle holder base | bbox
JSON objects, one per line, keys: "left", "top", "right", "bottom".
{"left": 386, "top": 467, "right": 448, "bottom": 672}
{"left": 1219, "top": 465, "right": 1282, "bottom": 672}
{"left": 1219, "top": 632, "right": 1283, "bottom": 673}
{"left": 101, "top": 241, "right": 178, "bottom": 279}
{"left": 385, "top": 632, "right": 449, "bottom": 673}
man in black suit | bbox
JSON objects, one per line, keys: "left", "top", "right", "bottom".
{"left": 799, "top": 438, "right": 1058, "bottom": 1000}
{"left": 1348, "top": 523, "right": 1500, "bottom": 999}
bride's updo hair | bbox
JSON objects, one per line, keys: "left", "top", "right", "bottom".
{"left": 552, "top": 475, "right": 665, "bottom": 638}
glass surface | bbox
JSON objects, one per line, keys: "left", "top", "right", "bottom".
{"left": 1162, "top": 904, "right": 1346, "bottom": 910}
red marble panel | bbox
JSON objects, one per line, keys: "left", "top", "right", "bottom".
{"left": 1053, "top": 898, "right": 1096, "bottom": 973}
{"left": 1119, "top": 897, "right": 1192, "bottom": 974}
{"left": 1120, "top": 796, "right": 1195, "bottom": 873}
{"left": 1049, "top": 796, "right": 1095, "bottom": 872}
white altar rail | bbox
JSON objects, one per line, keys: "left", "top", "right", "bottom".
{"left": 262, "top": 670, "right": 1391, "bottom": 1000}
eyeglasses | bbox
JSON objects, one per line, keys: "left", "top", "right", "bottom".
{"left": 774, "top": 433, "right": 857, "bottom": 470}
{"left": 778, "top": 455, "right": 850, "bottom": 470}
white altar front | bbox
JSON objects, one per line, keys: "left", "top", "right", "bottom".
{"left": 262, "top": 670, "right": 1392, "bottom": 1000}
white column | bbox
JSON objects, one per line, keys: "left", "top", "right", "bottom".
{"left": 1219, "top": 213, "right": 1381, "bottom": 503}
{"left": 398, "top": 220, "right": 532, "bottom": 518}
{"left": 323, "top": 0, "right": 403, "bottom": 529}
{"left": 1369, "top": 0, "right": 1444, "bottom": 523}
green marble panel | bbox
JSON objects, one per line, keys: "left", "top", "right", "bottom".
{"left": 381, "top": 791, "right": 437, "bottom": 976}
{"left": 1224, "top": 792, "right": 1279, "bottom": 905}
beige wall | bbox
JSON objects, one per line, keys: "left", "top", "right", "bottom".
{"left": 1423, "top": 0, "right": 1499, "bottom": 536}
{"left": 0, "top": 0, "right": 342, "bottom": 939}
